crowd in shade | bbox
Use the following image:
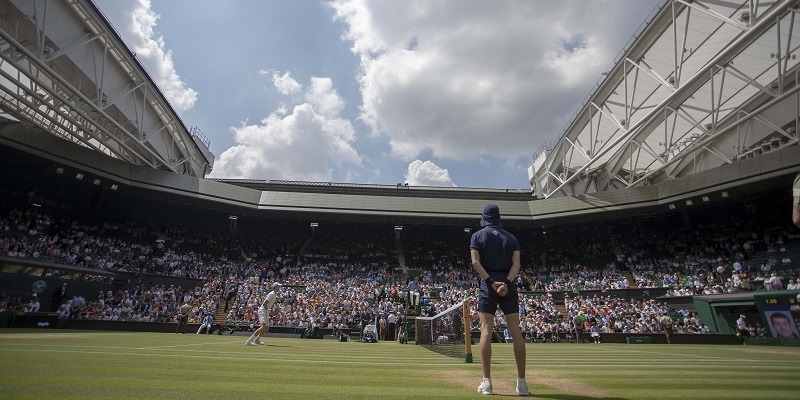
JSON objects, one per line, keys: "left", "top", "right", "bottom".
{"left": 0, "top": 292, "right": 38, "bottom": 314}
{"left": 55, "top": 283, "right": 220, "bottom": 323}
{"left": 1, "top": 201, "right": 798, "bottom": 334}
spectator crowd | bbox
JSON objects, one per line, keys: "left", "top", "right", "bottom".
{"left": 1, "top": 200, "right": 798, "bottom": 338}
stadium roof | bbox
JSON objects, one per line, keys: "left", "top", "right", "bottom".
{"left": 0, "top": 0, "right": 214, "bottom": 177}
{"left": 212, "top": 179, "right": 534, "bottom": 201}
{"left": 532, "top": 0, "right": 800, "bottom": 198}
{"left": 2, "top": 121, "right": 797, "bottom": 228}
{"left": 0, "top": 0, "right": 798, "bottom": 229}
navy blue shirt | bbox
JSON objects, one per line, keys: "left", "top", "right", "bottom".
{"left": 470, "top": 225, "right": 520, "bottom": 273}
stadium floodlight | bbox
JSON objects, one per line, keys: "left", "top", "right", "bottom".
{"left": 668, "top": 204, "right": 676, "bottom": 210}
{"left": 228, "top": 215, "right": 238, "bottom": 233}
{"left": 75, "top": 173, "right": 84, "bottom": 180}
{"left": 702, "top": 196, "right": 710, "bottom": 202}
{"left": 55, "top": 167, "right": 64, "bottom": 174}
{"left": 93, "top": 179, "right": 101, "bottom": 185}
{"left": 739, "top": 11, "right": 750, "bottom": 23}
{"left": 721, "top": 191, "right": 729, "bottom": 198}
{"left": 686, "top": 200, "right": 693, "bottom": 206}
{"left": 310, "top": 222, "right": 319, "bottom": 228}
{"left": 394, "top": 225, "right": 403, "bottom": 231}
{"left": 463, "top": 228, "right": 471, "bottom": 233}
{"left": 110, "top": 184, "right": 119, "bottom": 191}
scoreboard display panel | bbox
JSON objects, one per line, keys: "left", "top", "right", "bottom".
{"left": 753, "top": 291, "right": 800, "bottom": 340}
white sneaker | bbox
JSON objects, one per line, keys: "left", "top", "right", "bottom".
{"left": 516, "top": 380, "right": 530, "bottom": 396}
{"left": 245, "top": 341, "right": 257, "bottom": 346}
{"left": 477, "top": 380, "right": 493, "bottom": 395}
{"left": 255, "top": 339, "right": 264, "bottom": 345}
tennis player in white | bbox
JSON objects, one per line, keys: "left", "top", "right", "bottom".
{"left": 245, "top": 282, "right": 281, "bottom": 346}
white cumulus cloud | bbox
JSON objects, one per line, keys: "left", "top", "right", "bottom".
{"left": 329, "top": 0, "right": 659, "bottom": 162}
{"left": 266, "top": 70, "right": 302, "bottom": 95}
{"left": 102, "top": 0, "right": 198, "bottom": 113}
{"left": 209, "top": 73, "right": 361, "bottom": 181}
{"left": 305, "top": 77, "right": 346, "bottom": 118}
{"left": 404, "top": 160, "right": 455, "bottom": 187}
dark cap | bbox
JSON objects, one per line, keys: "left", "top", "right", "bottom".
{"left": 480, "top": 203, "right": 502, "bottom": 227}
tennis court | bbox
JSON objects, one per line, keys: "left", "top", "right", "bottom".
{"left": 1, "top": 329, "right": 798, "bottom": 399}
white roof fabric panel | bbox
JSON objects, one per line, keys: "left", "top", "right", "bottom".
{"left": 537, "top": 0, "right": 798, "bottom": 198}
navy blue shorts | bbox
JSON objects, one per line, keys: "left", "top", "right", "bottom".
{"left": 477, "top": 276, "right": 519, "bottom": 315}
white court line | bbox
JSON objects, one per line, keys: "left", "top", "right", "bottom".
{"left": 0, "top": 332, "right": 128, "bottom": 339}
{"left": 610, "top": 347, "right": 734, "bottom": 360}
{"left": 0, "top": 342, "right": 454, "bottom": 361}
{"left": 0, "top": 347, "right": 467, "bottom": 366}
{"left": 134, "top": 342, "right": 225, "bottom": 350}
{"left": 1, "top": 347, "right": 798, "bottom": 369}
{"left": 0, "top": 341, "right": 797, "bottom": 364}
{"left": 3, "top": 349, "right": 800, "bottom": 371}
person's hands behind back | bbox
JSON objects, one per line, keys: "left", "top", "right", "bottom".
{"left": 492, "top": 282, "right": 508, "bottom": 297}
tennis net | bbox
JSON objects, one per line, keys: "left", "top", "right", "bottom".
{"left": 415, "top": 300, "right": 473, "bottom": 363}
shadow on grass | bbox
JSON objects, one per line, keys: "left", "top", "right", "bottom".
{"left": 529, "top": 395, "right": 629, "bottom": 400}
{"left": 487, "top": 395, "right": 628, "bottom": 400}
{"left": 264, "top": 344, "right": 290, "bottom": 348}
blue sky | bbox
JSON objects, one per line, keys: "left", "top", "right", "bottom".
{"left": 94, "top": 0, "right": 661, "bottom": 189}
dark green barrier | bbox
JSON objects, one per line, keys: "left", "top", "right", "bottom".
{"left": 0, "top": 311, "right": 13, "bottom": 327}
{"left": 9, "top": 313, "right": 60, "bottom": 328}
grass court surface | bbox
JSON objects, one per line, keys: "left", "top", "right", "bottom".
{"left": 1, "top": 329, "right": 798, "bottom": 399}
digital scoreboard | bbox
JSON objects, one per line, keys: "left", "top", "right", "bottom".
{"left": 753, "top": 291, "right": 800, "bottom": 340}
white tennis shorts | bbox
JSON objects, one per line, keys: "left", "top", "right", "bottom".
{"left": 258, "top": 307, "right": 269, "bottom": 326}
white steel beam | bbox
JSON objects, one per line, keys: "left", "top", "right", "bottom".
{"left": 0, "top": 30, "right": 171, "bottom": 170}
{"left": 629, "top": 81, "right": 800, "bottom": 187}
{"left": 675, "top": 0, "right": 749, "bottom": 30}
{"left": 541, "top": 0, "right": 797, "bottom": 198}
{"left": 0, "top": 0, "right": 214, "bottom": 177}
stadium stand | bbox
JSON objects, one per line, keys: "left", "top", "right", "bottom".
{"left": 2, "top": 182, "right": 796, "bottom": 343}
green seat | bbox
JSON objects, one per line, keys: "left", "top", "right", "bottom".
{"left": 350, "top": 324, "right": 362, "bottom": 340}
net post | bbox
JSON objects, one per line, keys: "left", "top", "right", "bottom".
{"left": 463, "top": 299, "right": 473, "bottom": 363}
{"left": 415, "top": 317, "right": 420, "bottom": 344}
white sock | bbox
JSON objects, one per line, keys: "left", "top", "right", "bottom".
{"left": 483, "top": 377, "right": 492, "bottom": 384}
{"left": 517, "top": 378, "right": 527, "bottom": 385}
